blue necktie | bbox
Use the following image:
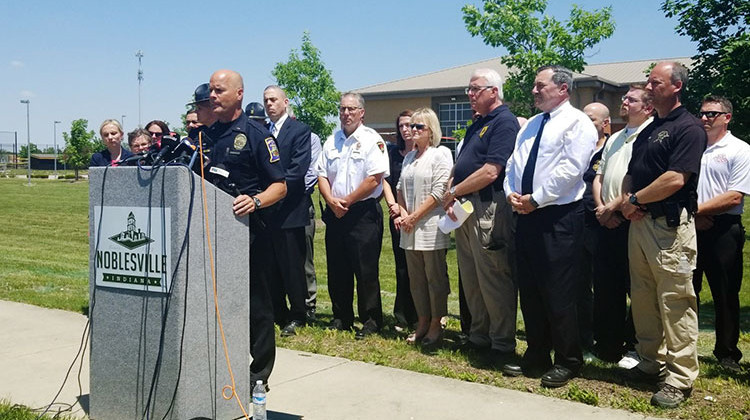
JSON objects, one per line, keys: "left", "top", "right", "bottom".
{"left": 269, "top": 122, "right": 276, "bottom": 137}
{"left": 521, "top": 113, "right": 550, "bottom": 195}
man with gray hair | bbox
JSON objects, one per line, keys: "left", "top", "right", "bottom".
{"left": 442, "top": 68, "right": 519, "bottom": 368}
{"left": 620, "top": 61, "right": 705, "bottom": 408}
{"left": 317, "top": 92, "right": 389, "bottom": 339}
{"left": 502, "top": 65, "right": 598, "bottom": 387}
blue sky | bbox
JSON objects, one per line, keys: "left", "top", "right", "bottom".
{"left": 0, "top": 0, "right": 696, "bottom": 148}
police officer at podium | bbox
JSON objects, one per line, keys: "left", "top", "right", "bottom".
{"left": 206, "top": 69, "right": 287, "bottom": 387}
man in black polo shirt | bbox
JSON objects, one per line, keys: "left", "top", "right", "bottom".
{"left": 442, "top": 68, "right": 519, "bottom": 367}
{"left": 620, "top": 61, "right": 706, "bottom": 408}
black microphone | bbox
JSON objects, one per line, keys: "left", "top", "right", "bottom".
{"left": 113, "top": 151, "right": 149, "bottom": 166}
{"left": 151, "top": 135, "right": 180, "bottom": 166}
{"left": 208, "top": 163, "right": 242, "bottom": 197}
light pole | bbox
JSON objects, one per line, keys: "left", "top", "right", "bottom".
{"left": 121, "top": 115, "right": 126, "bottom": 129}
{"left": 20, "top": 99, "right": 31, "bottom": 186}
{"left": 54, "top": 120, "right": 61, "bottom": 176}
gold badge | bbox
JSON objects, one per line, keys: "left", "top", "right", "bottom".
{"left": 479, "top": 126, "right": 488, "bottom": 138}
{"left": 592, "top": 159, "right": 601, "bottom": 172}
{"left": 234, "top": 133, "right": 247, "bottom": 149}
{"left": 265, "top": 137, "right": 280, "bottom": 163}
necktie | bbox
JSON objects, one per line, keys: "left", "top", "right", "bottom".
{"left": 269, "top": 122, "right": 277, "bottom": 137}
{"left": 521, "top": 113, "right": 550, "bottom": 195}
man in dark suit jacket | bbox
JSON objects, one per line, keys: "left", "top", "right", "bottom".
{"left": 263, "top": 85, "right": 313, "bottom": 336}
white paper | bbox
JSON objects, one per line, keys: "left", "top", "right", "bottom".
{"left": 438, "top": 199, "right": 474, "bottom": 234}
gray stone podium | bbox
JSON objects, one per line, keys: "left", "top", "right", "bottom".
{"left": 88, "top": 166, "right": 250, "bottom": 420}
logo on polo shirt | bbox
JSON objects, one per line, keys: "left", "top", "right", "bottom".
{"left": 653, "top": 130, "right": 669, "bottom": 143}
{"left": 479, "top": 126, "right": 488, "bottom": 138}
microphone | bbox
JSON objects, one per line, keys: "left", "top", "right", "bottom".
{"left": 208, "top": 163, "right": 242, "bottom": 197}
{"left": 150, "top": 135, "right": 180, "bottom": 166}
{"left": 113, "top": 151, "right": 149, "bottom": 166}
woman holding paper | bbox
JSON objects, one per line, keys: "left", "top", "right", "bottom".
{"left": 395, "top": 108, "right": 452, "bottom": 348}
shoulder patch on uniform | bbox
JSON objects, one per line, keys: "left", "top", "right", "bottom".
{"left": 234, "top": 133, "right": 247, "bottom": 149}
{"left": 377, "top": 140, "right": 385, "bottom": 153}
{"left": 265, "top": 137, "right": 280, "bottom": 163}
{"left": 592, "top": 159, "right": 601, "bottom": 172}
{"left": 479, "top": 126, "right": 489, "bottom": 138}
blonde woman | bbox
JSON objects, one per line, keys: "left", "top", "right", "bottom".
{"left": 395, "top": 108, "right": 452, "bottom": 348}
{"left": 90, "top": 119, "right": 132, "bottom": 167}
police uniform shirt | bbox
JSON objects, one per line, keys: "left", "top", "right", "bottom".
{"left": 209, "top": 113, "right": 284, "bottom": 195}
{"left": 627, "top": 106, "right": 707, "bottom": 201}
{"left": 452, "top": 104, "right": 519, "bottom": 193}
{"left": 316, "top": 124, "right": 389, "bottom": 199}
{"left": 697, "top": 131, "right": 750, "bottom": 215}
{"left": 583, "top": 143, "right": 605, "bottom": 213}
{"left": 504, "top": 100, "right": 598, "bottom": 207}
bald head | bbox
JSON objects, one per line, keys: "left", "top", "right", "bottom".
{"left": 584, "top": 102, "right": 610, "bottom": 139}
{"left": 209, "top": 70, "right": 244, "bottom": 122}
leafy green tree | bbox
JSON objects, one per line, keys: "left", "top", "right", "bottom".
{"left": 661, "top": 0, "right": 749, "bottom": 139}
{"left": 272, "top": 31, "right": 339, "bottom": 138}
{"left": 19, "top": 143, "right": 41, "bottom": 158}
{"left": 463, "top": 0, "right": 616, "bottom": 117}
{"left": 63, "top": 119, "right": 97, "bottom": 180}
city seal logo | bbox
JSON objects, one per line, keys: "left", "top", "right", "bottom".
{"left": 479, "top": 126, "right": 488, "bottom": 138}
{"left": 234, "top": 133, "right": 247, "bottom": 149}
{"left": 265, "top": 137, "right": 280, "bottom": 162}
{"left": 109, "top": 212, "right": 154, "bottom": 250}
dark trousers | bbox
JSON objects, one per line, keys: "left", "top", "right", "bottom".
{"left": 268, "top": 227, "right": 308, "bottom": 325}
{"left": 389, "top": 217, "right": 417, "bottom": 326}
{"left": 592, "top": 219, "right": 637, "bottom": 361}
{"left": 304, "top": 202, "right": 317, "bottom": 310}
{"left": 324, "top": 199, "right": 384, "bottom": 328}
{"left": 577, "top": 214, "right": 597, "bottom": 351}
{"left": 692, "top": 215, "right": 745, "bottom": 362}
{"left": 516, "top": 201, "right": 584, "bottom": 372}
{"left": 250, "top": 227, "right": 276, "bottom": 384}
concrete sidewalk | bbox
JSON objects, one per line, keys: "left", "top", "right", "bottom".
{"left": 0, "top": 300, "right": 657, "bottom": 419}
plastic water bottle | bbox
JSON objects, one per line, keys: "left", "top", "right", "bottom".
{"left": 252, "top": 380, "right": 267, "bottom": 420}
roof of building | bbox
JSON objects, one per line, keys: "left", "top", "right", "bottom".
{"left": 355, "top": 56, "right": 693, "bottom": 97}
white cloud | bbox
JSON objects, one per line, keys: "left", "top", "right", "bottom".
{"left": 10, "top": 60, "right": 24, "bottom": 68}
{"left": 20, "top": 90, "right": 36, "bottom": 99}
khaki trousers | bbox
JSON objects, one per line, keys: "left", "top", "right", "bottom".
{"left": 405, "top": 249, "right": 450, "bottom": 318}
{"left": 455, "top": 191, "right": 517, "bottom": 352}
{"left": 628, "top": 209, "right": 699, "bottom": 389}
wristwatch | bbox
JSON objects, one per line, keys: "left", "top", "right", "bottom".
{"left": 449, "top": 185, "right": 457, "bottom": 197}
{"left": 629, "top": 193, "right": 640, "bottom": 207}
{"left": 252, "top": 196, "right": 262, "bottom": 210}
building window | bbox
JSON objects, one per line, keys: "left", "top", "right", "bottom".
{"left": 438, "top": 102, "right": 473, "bottom": 138}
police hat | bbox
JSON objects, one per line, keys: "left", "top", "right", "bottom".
{"left": 245, "top": 102, "right": 267, "bottom": 120}
{"left": 187, "top": 83, "right": 210, "bottom": 106}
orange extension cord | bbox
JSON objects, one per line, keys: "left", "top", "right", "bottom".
{"left": 197, "top": 132, "right": 251, "bottom": 420}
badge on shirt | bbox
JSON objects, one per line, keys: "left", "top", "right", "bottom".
{"left": 234, "top": 133, "right": 247, "bottom": 149}
{"left": 592, "top": 159, "right": 601, "bottom": 172}
{"left": 377, "top": 140, "right": 385, "bottom": 153}
{"left": 265, "top": 137, "right": 280, "bottom": 163}
{"left": 479, "top": 126, "right": 489, "bottom": 138}
{"left": 653, "top": 130, "right": 669, "bottom": 144}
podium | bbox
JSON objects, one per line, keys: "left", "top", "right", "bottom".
{"left": 88, "top": 166, "right": 250, "bottom": 420}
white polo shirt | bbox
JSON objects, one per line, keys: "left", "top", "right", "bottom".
{"left": 697, "top": 131, "right": 750, "bottom": 215}
{"left": 597, "top": 117, "right": 653, "bottom": 204}
{"left": 317, "top": 124, "right": 389, "bottom": 199}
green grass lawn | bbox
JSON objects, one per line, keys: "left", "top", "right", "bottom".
{"left": 1, "top": 177, "right": 749, "bottom": 419}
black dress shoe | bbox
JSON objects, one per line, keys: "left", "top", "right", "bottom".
{"left": 454, "top": 339, "right": 490, "bottom": 354}
{"left": 355, "top": 322, "right": 379, "bottom": 340}
{"left": 327, "top": 319, "right": 352, "bottom": 331}
{"left": 622, "top": 365, "right": 666, "bottom": 385}
{"left": 490, "top": 350, "right": 522, "bottom": 376}
{"left": 306, "top": 307, "right": 317, "bottom": 323}
{"left": 281, "top": 320, "right": 304, "bottom": 337}
{"left": 541, "top": 365, "right": 576, "bottom": 388}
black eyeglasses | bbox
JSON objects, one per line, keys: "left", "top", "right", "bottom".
{"left": 699, "top": 111, "right": 728, "bottom": 119}
{"left": 339, "top": 106, "right": 361, "bottom": 113}
{"left": 410, "top": 123, "right": 427, "bottom": 130}
{"left": 149, "top": 131, "right": 164, "bottom": 137}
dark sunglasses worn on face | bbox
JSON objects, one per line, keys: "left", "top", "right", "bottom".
{"left": 410, "top": 123, "right": 427, "bottom": 130}
{"left": 699, "top": 111, "right": 728, "bottom": 119}
{"left": 149, "top": 131, "right": 164, "bottom": 137}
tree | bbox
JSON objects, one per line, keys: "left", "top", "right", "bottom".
{"left": 19, "top": 143, "right": 41, "bottom": 158}
{"left": 661, "top": 0, "right": 749, "bottom": 139}
{"left": 272, "top": 31, "right": 340, "bottom": 138}
{"left": 463, "top": 0, "right": 616, "bottom": 117}
{"left": 63, "top": 119, "right": 97, "bottom": 180}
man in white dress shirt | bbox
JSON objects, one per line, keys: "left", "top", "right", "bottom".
{"left": 502, "top": 65, "right": 597, "bottom": 388}
{"left": 317, "top": 92, "right": 389, "bottom": 339}
{"left": 692, "top": 95, "right": 750, "bottom": 373}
